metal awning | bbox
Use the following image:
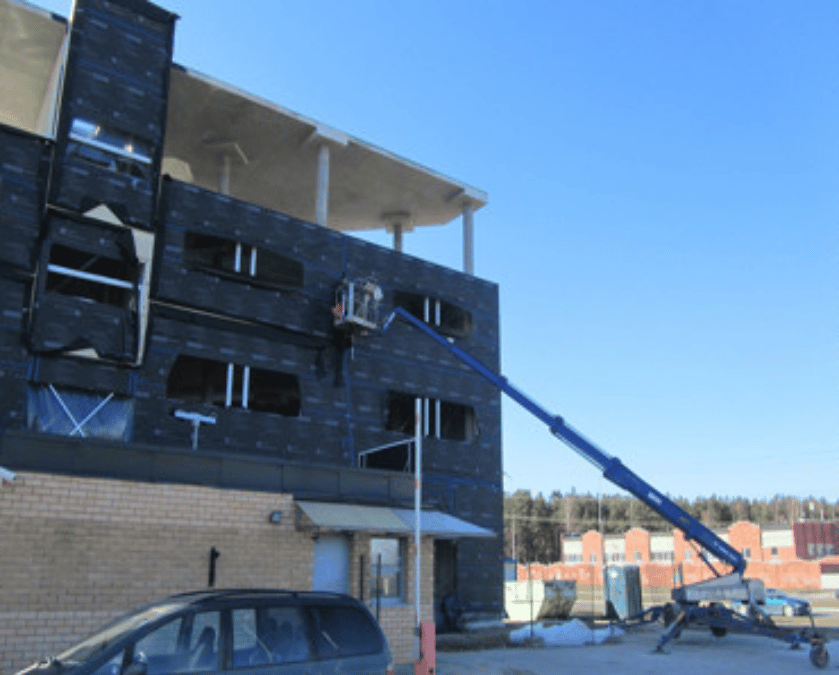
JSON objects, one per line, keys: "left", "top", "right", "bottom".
{"left": 296, "top": 501, "right": 495, "bottom": 539}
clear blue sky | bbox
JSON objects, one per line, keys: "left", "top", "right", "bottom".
{"left": 39, "top": 0, "right": 839, "bottom": 501}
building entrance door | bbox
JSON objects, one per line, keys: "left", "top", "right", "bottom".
{"left": 313, "top": 535, "right": 350, "bottom": 593}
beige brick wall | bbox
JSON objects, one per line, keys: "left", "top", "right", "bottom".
{"left": 349, "top": 533, "right": 435, "bottom": 664}
{"left": 0, "top": 472, "right": 433, "bottom": 673}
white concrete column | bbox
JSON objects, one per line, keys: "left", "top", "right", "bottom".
{"left": 393, "top": 223, "right": 403, "bottom": 252}
{"left": 462, "top": 203, "right": 474, "bottom": 275}
{"left": 316, "top": 143, "right": 330, "bottom": 228}
{"left": 219, "top": 154, "right": 231, "bottom": 196}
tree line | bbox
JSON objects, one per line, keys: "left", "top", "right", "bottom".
{"left": 504, "top": 490, "right": 839, "bottom": 564}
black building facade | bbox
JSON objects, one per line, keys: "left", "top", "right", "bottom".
{"left": 0, "top": 0, "right": 502, "bottom": 621}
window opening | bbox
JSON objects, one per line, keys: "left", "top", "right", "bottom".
{"left": 67, "top": 118, "right": 152, "bottom": 180}
{"left": 248, "top": 367, "right": 301, "bottom": 416}
{"left": 69, "top": 118, "right": 152, "bottom": 164}
{"left": 771, "top": 546, "right": 779, "bottom": 557}
{"left": 358, "top": 439, "right": 413, "bottom": 472}
{"left": 27, "top": 384, "right": 134, "bottom": 441}
{"left": 167, "top": 355, "right": 300, "bottom": 416}
{"left": 385, "top": 391, "right": 475, "bottom": 441}
{"left": 167, "top": 355, "right": 228, "bottom": 407}
{"left": 370, "top": 538, "right": 404, "bottom": 603}
{"left": 183, "top": 232, "right": 303, "bottom": 288}
{"left": 46, "top": 244, "right": 135, "bottom": 306}
{"left": 393, "top": 290, "right": 472, "bottom": 338}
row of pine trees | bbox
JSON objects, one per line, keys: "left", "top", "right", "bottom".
{"left": 504, "top": 489, "right": 839, "bottom": 564}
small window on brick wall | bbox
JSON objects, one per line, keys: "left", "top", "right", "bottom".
{"left": 393, "top": 290, "right": 472, "bottom": 338}
{"left": 46, "top": 244, "right": 135, "bottom": 307}
{"left": 184, "top": 232, "right": 303, "bottom": 288}
{"left": 385, "top": 390, "right": 477, "bottom": 441}
{"left": 167, "top": 355, "right": 300, "bottom": 416}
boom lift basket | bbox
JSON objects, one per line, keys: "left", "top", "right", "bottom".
{"left": 333, "top": 279, "right": 382, "bottom": 332}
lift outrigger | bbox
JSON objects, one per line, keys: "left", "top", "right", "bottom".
{"left": 339, "top": 296, "right": 829, "bottom": 668}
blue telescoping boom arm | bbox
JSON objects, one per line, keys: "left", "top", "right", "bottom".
{"left": 382, "top": 307, "right": 747, "bottom": 577}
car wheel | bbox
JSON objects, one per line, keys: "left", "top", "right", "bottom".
{"left": 782, "top": 604, "right": 794, "bottom": 617}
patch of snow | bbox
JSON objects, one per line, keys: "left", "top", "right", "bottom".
{"left": 509, "top": 619, "right": 624, "bottom": 647}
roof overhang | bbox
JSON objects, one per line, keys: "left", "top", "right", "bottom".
{"left": 296, "top": 501, "right": 495, "bottom": 539}
{"left": 163, "top": 65, "right": 487, "bottom": 232}
{"left": 0, "top": 0, "right": 488, "bottom": 234}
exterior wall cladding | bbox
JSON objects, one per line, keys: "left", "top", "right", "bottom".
{"left": 0, "top": 0, "right": 503, "bottom": 651}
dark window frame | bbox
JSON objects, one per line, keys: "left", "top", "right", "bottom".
{"left": 183, "top": 232, "right": 304, "bottom": 290}
{"left": 166, "top": 354, "right": 301, "bottom": 417}
{"left": 385, "top": 391, "right": 477, "bottom": 442}
{"left": 392, "top": 290, "right": 472, "bottom": 338}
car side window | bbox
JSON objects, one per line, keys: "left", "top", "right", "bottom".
{"left": 134, "top": 612, "right": 221, "bottom": 675}
{"left": 231, "top": 606, "right": 311, "bottom": 668}
{"left": 259, "top": 606, "right": 311, "bottom": 664}
{"left": 309, "top": 606, "right": 383, "bottom": 659}
{"left": 185, "top": 612, "right": 221, "bottom": 672}
{"left": 134, "top": 617, "right": 186, "bottom": 675}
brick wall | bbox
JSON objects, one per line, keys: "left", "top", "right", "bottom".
{"left": 0, "top": 472, "right": 431, "bottom": 673}
{"left": 349, "top": 532, "right": 434, "bottom": 664}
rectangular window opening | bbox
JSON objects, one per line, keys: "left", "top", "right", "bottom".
{"left": 385, "top": 391, "right": 476, "bottom": 442}
{"left": 359, "top": 440, "right": 413, "bottom": 472}
{"left": 68, "top": 118, "right": 152, "bottom": 180}
{"left": 184, "top": 232, "right": 303, "bottom": 289}
{"left": 256, "top": 248, "right": 304, "bottom": 287}
{"left": 167, "top": 355, "right": 300, "bottom": 416}
{"left": 248, "top": 367, "right": 301, "bottom": 416}
{"left": 46, "top": 243, "right": 134, "bottom": 306}
{"left": 370, "top": 538, "right": 404, "bottom": 603}
{"left": 393, "top": 290, "right": 472, "bottom": 338}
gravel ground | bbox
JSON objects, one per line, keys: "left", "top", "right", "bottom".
{"left": 432, "top": 626, "right": 831, "bottom": 675}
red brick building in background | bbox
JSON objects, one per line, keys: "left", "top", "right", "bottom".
{"left": 521, "top": 520, "right": 839, "bottom": 592}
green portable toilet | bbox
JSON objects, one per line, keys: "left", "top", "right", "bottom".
{"left": 603, "top": 565, "right": 643, "bottom": 620}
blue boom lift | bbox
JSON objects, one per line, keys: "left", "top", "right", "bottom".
{"left": 357, "top": 302, "right": 828, "bottom": 668}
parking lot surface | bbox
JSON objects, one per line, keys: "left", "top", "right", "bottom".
{"left": 432, "top": 626, "right": 830, "bottom": 675}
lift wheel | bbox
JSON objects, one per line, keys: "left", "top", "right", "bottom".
{"left": 809, "top": 644, "right": 829, "bottom": 669}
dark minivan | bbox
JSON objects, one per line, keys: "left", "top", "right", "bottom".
{"left": 16, "top": 590, "right": 395, "bottom": 675}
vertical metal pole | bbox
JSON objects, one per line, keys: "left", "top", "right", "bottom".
{"left": 242, "top": 365, "right": 250, "bottom": 409}
{"left": 376, "top": 553, "right": 382, "bottom": 622}
{"left": 414, "top": 396, "right": 422, "bottom": 655}
{"left": 511, "top": 514, "right": 516, "bottom": 566}
{"left": 225, "top": 363, "right": 234, "bottom": 408}
{"left": 234, "top": 242, "right": 242, "bottom": 273}
{"left": 359, "top": 555, "right": 365, "bottom": 602}
{"left": 528, "top": 562, "right": 534, "bottom": 640}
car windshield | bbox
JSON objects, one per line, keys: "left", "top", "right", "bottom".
{"left": 57, "top": 603, "right": 185, "bottom": 664}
